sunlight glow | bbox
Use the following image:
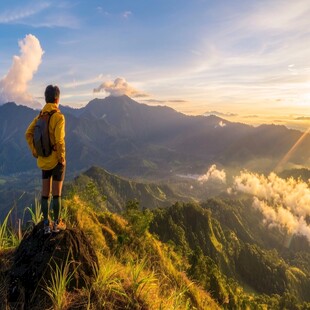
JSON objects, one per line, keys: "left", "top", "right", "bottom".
{"left": 274, "top": 127, "right": 310, "bottom": 172}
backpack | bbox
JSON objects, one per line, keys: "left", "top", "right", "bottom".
{"left": 33, "top": 110, "right": 57, "bottom": 157}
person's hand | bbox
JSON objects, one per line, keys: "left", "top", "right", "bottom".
{"left": 59, "top": 158, "right": 66, "bottom": 166}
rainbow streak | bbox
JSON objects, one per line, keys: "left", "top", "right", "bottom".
{"left": 274, "top": 127, "right": 310, "bottom": 173}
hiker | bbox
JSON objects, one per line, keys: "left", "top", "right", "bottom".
{"left": 25, "top": 85, "right": 66, "bottom": 234}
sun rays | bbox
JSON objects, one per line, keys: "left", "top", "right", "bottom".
{"left": 274, "top": 126, "right": 310, "bottom": 173}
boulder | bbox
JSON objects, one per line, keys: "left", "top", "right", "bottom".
{"left": 7, "top": 222, "right": 98, "bottom": 309}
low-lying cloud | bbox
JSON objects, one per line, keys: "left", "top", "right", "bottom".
{"left": 232, "top": 171, "right": 310, "bottom": 243}
{"left": 204, "top": 111, "right": 238, "bottom": 117}
{"left": 93, "top": 77, "right": 149, "bottom": 98}
{"left": 198, "top": 164, "right": 226, "bottom": 184}
{"left": 0, "top": 34, "right": 43, "bottom": 108}
{"left": 218, "top": 121, "right": 226, "bottom": 128}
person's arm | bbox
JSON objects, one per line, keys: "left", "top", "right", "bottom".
{"left": 25, "top": 116, "right": 39, "bottom": 158}
{"left": 54, "top": 114, "right": 66, "bottom": 165}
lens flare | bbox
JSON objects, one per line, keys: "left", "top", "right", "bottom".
{"left": 274, "top": 127, "right": 310, "bottom": 172}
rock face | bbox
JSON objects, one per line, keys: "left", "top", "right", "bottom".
{"left": 7, "top": 222, "right": 98, "bottom": 309}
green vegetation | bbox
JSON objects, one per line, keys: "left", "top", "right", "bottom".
{"left": 1, "top": 196, "right": 220, "bottom": 309}
{"left": 91, "top": 256, "right": 126, "bottom": 309}
{"left": 63, "top": 166, "right": 185, "bottom": 212}
{"left": 24, "top": 196, "right": 42, "bottom": 226}
{"left": 44, "top": 251, "right": 80, "bottom": 310}
{"left": 128, "top": 258, "right": 157, "bottom": 303}
{"left": 61, "top": 196, "right": 219, "bottom": 309}
{"left": 0, "top": 177, "right": 309, "bottom": 309}
{"left": 150, "top": 200, "right": 310, "bottom": 309}
{"left": 123, "top": 200, "right": 154, "bottom": 236}
{"left": 0, "top": 208, "right": 19, "bottom": 251}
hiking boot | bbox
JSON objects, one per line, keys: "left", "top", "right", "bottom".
{"left": 44, "top": 221, "right": 51, "bottom": 235}
{"left": 53, "top": 219, "right": 66, "bottom": 233}
{"left": 52, "top": 220, "right": 60, "bottom": 233}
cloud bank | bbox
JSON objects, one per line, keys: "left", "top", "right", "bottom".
{"left": 232, "top": 171, "right": 310, "bottom": 243}
{"left": 93, "top": 77, "right": 148, "bottom": 98}
{"left": 0, "top": 34, "right": 44, "bottom": 108}
{"left": 198, "top": 164, "right": 226, "bottom": 184}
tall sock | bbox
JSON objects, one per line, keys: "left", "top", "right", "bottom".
{"left": 41, "top": 196, "right": 49, "bottom": 222}
{"left": 52, "top": 196, "right": 61, "bottom": 221}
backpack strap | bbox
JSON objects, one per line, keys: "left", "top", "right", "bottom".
{"left": 49, "top": 110, "right": 58, "bottom": 150}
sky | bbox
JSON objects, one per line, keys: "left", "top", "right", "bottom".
{"left": 1, "top": 0, "right": 310, "bottom": 130}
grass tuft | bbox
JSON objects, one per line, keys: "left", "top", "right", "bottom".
{"left": 90, "top": 256, "right": 127, "bottom": 309}
{"left": 25, "top": 196, "right": 43, "bottom": 226}
{"left": 0, "top": 208, "right": 19, "bottom": 251}
{"left": 43, "top": 250, "right": 80, "bottom": 310}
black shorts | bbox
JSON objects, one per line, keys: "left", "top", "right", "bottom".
{"left": 42, "top": 163, "right": 66, "bottom": 181}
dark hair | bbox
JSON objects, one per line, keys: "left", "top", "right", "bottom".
{"left": 45, "top": 85, "right": 60, "bottom": 103}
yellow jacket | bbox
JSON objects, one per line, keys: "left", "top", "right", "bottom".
{"left": 25, "top": 103, "right": 66, "bottom": 170}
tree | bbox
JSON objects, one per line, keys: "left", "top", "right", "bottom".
{"left": 123, "top": 200, "right": 153, "bottom": 236}
{"left": 188, "top": 247, "right": 208, "bottom": 284}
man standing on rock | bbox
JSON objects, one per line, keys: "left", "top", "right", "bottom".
{"left": 25, "top": 85, "right": 66, "bottom": 234}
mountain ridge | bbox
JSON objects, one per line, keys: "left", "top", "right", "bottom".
{"left": 1, "top": 96, "right": 309, "bottom": 177}
{"left": 65, "top": 165, "right": 189, "bottom": 212}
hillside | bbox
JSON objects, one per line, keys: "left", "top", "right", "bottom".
{"left": 0, "top": 196, "right": 219, "bottom": 310}
{"left": 1, "top": 96, "right": 310, "bottom": 178}
{"left": 150, "top": 200, "right": 310, "bottom": 308}
{"left": 0, "top": 166, "right": 310, "bottom": 309}
{"left": 62, "top": 168, "right": 310, "bottom": 308}
{"left": 1, "top": 192, "right": 309, "bottom": 308}
{"left": 64, "top": 166, "right": 190, "bottom": 212}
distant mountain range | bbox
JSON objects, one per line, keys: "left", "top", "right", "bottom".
{"left": 1, "top": 95, "right": 309, "bottom": 177}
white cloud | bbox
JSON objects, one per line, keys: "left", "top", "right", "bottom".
{"left": 0, "top": 2, "right": 79, "bottom": 29}
{"left": 122, "top": 11, "right": 132, "bottom": 19}
{"left": 0, "top": 2, "right": 50, "bottom": 24}
{"left": 218, "top": 121, "right": 226, "bottom": 127}
{"left": 183, "top": 0, "right": 310, "bottom": 118}
{"left": 93, "top": 77, "right": 149, "bottom": 98}
{"left": 198, "top": 164, "right": 226, "bottom": 184}
{"left": 64, "top": 74, "right": 105, "bottom": 88}
{"left": 0, "top": 34, "right": 44, "bottom": 108}
{"left": 204, "top": 111, "right": 238, "bottom": 117}
{"left": 243, "top": 0, "right": 310, "bottom": 32}
{"left": 232, "top": 171, "right": 310, "bottom": 243}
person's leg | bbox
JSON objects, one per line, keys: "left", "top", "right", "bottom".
{"left": 52, "top": 180, "right": 63, "bottom": 221}
{"left": 41, "top": 172, "right": 52, "bottom": 222}
{"left": 51, "top": 163, "right": 65, "bottom": 224}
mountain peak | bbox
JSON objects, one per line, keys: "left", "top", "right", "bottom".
{"left": 2, "top": 101, "right": 17, "bottom": 106}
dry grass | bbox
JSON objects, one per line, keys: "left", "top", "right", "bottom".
{"left": 1, "top": 195, "right": 219, "bottom": 310}
{"left": 67, "top": 194, "right": 220, "bottom": 309}
{"left": 64, "top": 196, "right": 109, "bottom": 254}
{"left": 43, "top": 251, "right": 80, "bottom": 310}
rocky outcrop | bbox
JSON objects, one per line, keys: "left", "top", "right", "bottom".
{"left": 7, "top": 222, "right": 98, "bottom": 309}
